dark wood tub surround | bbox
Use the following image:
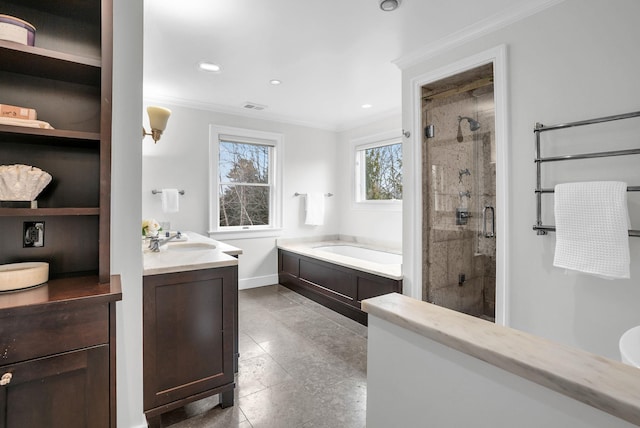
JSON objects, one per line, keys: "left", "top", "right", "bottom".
{"left": 0, "top": 0, "right": 119, "bottom": 425}
{"left": 278, "top": 249, "right": 402, "bottom": 325}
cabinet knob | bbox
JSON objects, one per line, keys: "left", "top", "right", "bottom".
{"left": 0, "top": 373, "right": 12, "bottom": 385}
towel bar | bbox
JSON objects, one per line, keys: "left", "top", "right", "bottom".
{"left": 294, "top": 192, "right": 333, "bottom": 197}
{"left": 151, "top": 189, "right": 185, "bottom": 195}
{"left": 534, "top": 110, "right": 640, "bottom": 236}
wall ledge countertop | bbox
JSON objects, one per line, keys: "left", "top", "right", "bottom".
{"left": 276, "top": 235, "right": 402, "bottom": 280}
{"left": 142, "top": 231, "right": 242, "bottom": 276}
{"left": 362, "top": 293, "right": 640, "bottom": 427}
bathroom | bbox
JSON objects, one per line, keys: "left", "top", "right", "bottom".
{"left": 134, "top": 1, "right": 640, "bottom": 426}
{"left": 1, "top": 0, "right": 638, "bottom": 427}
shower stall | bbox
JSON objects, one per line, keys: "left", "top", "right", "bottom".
{"left": 421, "top": 63, "right": 496, "bottom": 320}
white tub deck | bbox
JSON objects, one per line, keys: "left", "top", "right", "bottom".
{"left": 277, "top": 237, "right": 402, "bottom": 280}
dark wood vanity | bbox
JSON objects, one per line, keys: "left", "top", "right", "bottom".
{"left": 143, "top": 266, "right": 237, "bottom": 427}
{"left": 0, "top": 0, "right": 119, "bottom": 426}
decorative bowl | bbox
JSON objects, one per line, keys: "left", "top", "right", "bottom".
{"left": 0, "top": 14, "right": 36, "bottom": 46}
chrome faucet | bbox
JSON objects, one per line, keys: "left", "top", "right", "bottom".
{"left": 148, "top": 231, "right": 182, "bottom": 252}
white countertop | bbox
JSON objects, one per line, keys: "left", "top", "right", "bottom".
{"left": 142, "top": 231, "right": 242, "bottom": 276}
{"left": 362, "top": 293, "right": 640, "bottom": 427}
{"left": 277, "top": 237, "right": 402, "bottom": 280}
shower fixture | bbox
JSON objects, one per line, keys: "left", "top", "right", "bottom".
{"left": 459, "top": 116, "right": 481, "bottom": 131}
{"left": 456, "top": 116, "right": 480, "bottom": 142}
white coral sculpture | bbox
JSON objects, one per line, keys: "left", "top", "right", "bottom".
{"left": 0, "top": 164, "right": 53, "bottom": 201}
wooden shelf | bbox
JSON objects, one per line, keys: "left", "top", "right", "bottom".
{"left": 0, "top": 125, "right": 100, "bottom": 143}
{"left": 0, "top": 207, "right": 99, "bottom": 217}
{"left": 4, "top": 0, "right": 101, "bottom": 21}
{"left": 0, "top": 41, "right": 101, "bottom": 86}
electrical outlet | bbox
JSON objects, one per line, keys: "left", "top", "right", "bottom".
{"left": 23, "top": 221, "right": 44, "bottom": 248}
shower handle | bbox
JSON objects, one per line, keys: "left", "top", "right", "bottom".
{"left": 483, "top": 205, "right": 495, "bottom": 238}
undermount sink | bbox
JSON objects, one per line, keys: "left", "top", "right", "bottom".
{"left": 0, "top": 262, "right": 49, "bottom": 291}
{"left": 619, "top": 325, "right": 640, "bottom": 368}
{"left": 166, "top": 242, "right": 216, "bottom": 252}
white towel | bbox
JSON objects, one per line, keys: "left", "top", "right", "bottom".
{"left": 553, "top": 181, "right": 630, "bottom": 279}
{"left": 161, "top": 188, "right": 179, "bottom": 213}
{"left": 304, "top": 193, "right": 325, "bottom": 226}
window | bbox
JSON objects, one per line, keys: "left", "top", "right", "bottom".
{"left": 210, "top": 126, "right": 283, "bottom": 237}
{"left": 354, "top": 136, "right": 402, "bottom": 204}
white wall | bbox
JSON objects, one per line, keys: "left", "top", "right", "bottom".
{"left": 336, "top": 115, "right": 403, "bottom": 246}
{"left": 141, "top": 103, "right": 339, "bottom": 288}
{"left": 112, "top": 0, "right": 146, "bottom": 427}
{"left": 401, "top": 0, "right": 640, "bottom": 358}
{"left": 367, "top": 315, "right": 637, "bottom": 428}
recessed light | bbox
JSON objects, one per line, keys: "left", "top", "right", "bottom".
{"left": 361, "top": 104, "right": 373, "bottom": 109}
{"left": 379, "top": 0, "right": 401, "bottom": 11}
{"left": 198, "top": 62, "right": 222, "bottom": 72}
{"left": 269, "top": 79, "right": 282, "bottom": 85}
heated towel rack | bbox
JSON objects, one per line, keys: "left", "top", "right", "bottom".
{"left": 533, "top": 110, "right": 640, "bottom": 237}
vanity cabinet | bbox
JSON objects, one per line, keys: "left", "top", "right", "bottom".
{"left": 143, "top": 267, "right": 237, "bottom": 426}
{"left": 0, "top": 276, "right": 121, "bottom": 428}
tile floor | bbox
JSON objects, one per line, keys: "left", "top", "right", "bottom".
{"left": 161, "top": 285, "right": 368, "bottom": 428}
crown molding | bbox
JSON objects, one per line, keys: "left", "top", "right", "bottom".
{"left": 143, "top": 94, "right": 338, "bottom": 131}
{"left": 393, "top": 0, "right": 565, "bottom": 70}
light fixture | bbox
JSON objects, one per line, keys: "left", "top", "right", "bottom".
{"left": 198, "top": 62, "right": 222, "bottom": 72}
{"left": 361, "top": 104, "right": 373, "bottom": 109}
{"left": 269, "top": 79, "right": 282, "bottom": 85}
{"left": 379, "top": 0, "right": 401, "bottom": 11}
{"left": 142, "top": 106, "right": 171, "bottom": 144}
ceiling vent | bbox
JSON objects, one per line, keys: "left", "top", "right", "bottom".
{"left": 242, "top": 102, "right": 267, "bottom": 111}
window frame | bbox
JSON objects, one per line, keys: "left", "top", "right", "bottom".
{"left": 209, "top": 125, "right": 284, "bottom": 239}
{"left": 352, "top": 130, "right": 403, "bottom": 211}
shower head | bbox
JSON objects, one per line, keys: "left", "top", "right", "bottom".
{"left": 458, "top": 116, "right": 481, "bottom": 132}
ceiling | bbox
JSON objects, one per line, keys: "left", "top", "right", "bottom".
{"left": 143, "top": 0, "right": 556, "bottom": 131}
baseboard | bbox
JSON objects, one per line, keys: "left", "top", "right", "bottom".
{"left": 238, "top": 274, "right": 279, "bottom": 290}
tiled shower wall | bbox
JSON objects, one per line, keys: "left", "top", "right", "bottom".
{"left": 421, "top": 84, "right": 496, "bottom": 319}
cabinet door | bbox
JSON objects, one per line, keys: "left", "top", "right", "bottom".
{"left": 0, "top": 345, "right": 109, "bottom": 428}
{"left": 143, "top": 267, "right": 236, "bottom": 411}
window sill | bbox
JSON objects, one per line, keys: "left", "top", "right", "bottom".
{"left": 208, "top": 228, "right": 283, "bottom": 240}
{"left": 352, "top": 201, "right": 402, "bottom": 212}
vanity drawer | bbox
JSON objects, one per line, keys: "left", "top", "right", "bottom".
{"left": 0, "top": 302, "right": 109, "bottom": 365}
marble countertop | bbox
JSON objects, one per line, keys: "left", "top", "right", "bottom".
{"left": 362, "top": 293, "right": 640, "bottom": 427}
{"left": 143, "top": 231, "right": 242, "bottom": 276}
{"left": 276, "top": 237, "right": 402, "bottom": 280}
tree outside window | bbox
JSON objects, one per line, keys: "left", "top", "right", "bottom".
{"left": 218, "top": 141, "right": 271, "bottom": 227}
{"left": 210, "top": 125, "right": 283, "bottom": 237}
{"left": 359, "top": 141, "right": 402, "bottom": 201}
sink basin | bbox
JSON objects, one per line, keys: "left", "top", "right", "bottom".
{"left": 0, "top": 262, "right": 49, "bottom": 291}
{"left": 166, "top": 242, "right": 216, "bottom": 252}
{"left": 619, "top": 325, "right": 640, "bottom": 368}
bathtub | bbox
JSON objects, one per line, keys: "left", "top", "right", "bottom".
{"left": 313, "top": 244, "right": 402, "bottom": 266}
{"left": 277, "top": 238, "right": 402, "bottom": 324}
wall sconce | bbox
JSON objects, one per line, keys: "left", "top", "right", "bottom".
{"left": 142, "top": 106, "right": 171, "bottom": 143}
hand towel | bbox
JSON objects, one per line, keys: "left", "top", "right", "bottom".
{"left": 161, "top": 188, "right": 180, "bottom": 213}
{"left": 304, "top": 193, "right": 325, "bottom": 226}
{"left": 553, "top": 181, "right": 630, "bottom": 279}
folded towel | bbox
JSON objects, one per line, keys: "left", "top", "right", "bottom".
{"left": 304, "top": 193, "right": 325, "bottom": 226}
{"left": 0, "top": 117, "right": 53, "bottom": 129}
{"left": 553, "top": 181, "right": 630, "bottom": 279}
{"left": 161, "top": 188, "right": 180, "bottom": 213}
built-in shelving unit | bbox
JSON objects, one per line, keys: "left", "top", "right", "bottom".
{"left": 0, "top": 0, "right": 119, "bottom": 425}
{"left": 0, "top": 0, "right": 111, "bottom": 281}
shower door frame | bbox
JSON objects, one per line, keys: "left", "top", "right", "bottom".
{"left": 405, "top": 45, "right": 510, "bottom": 326}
